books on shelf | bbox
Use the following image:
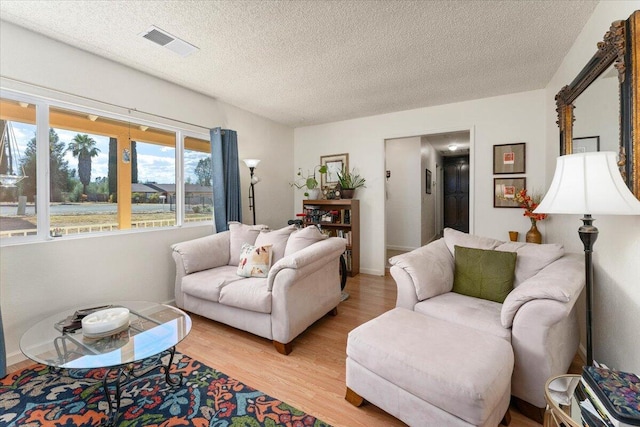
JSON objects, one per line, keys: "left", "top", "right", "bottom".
{"left": 303, "top": 207, "right": 352, "bottom": 225}
{"left": 577, "top": 366, "right": 640, "bottom": 427}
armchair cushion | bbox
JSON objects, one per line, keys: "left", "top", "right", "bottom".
{"left": 219, "top": 278, "right": 271, "bottom": 314}
{"left": 495, "top": 242, "right": 564, "bottom": 287}
{"left": 389, "top": 239, "right": 453, "bottom": 301}
{"left": 452, "top": 246, "right": 516, "bottom": 303}
{"left": 501, "top": 254, "right": 584, "bottom": 328}
{"left": 414, "top": 293, "right": 509, "bottom": 341}
{"left": 255, "top": 225, "right": 296, "bottom": 263}
{"left": 228, "top": 222, "right": 268, "bottom": 266}
{"left": 181, "top": 266, "right": 241, "bottom": 301}
{"left": 237, "top": 244, "right": 273, "bottom": 278}
{"left": 284, "top": 226, "right": 327, "bottom": 256}
{"left": 443, "top": 227, "right": 502, "bottom": 257}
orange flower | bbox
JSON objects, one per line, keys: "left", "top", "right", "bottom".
{"left": 514, "top": 189, "right": 548, "bottom": 224}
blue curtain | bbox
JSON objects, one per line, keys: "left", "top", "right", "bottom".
{"left": 211, "top": 128, "right": 242, "bottom": 232}
{"left": 0, "top": 303, "right": 6, "bottom": 378}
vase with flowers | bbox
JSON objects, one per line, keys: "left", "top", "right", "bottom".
{"left": 514, "top": 188, "right": 548, "bottom": 243}
{"left": 290, "top": 165, "right": 327, "bottom": 199}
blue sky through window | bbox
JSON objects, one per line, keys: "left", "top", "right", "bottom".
{"left": 10, "top": 122, "right": 208, "bottom": 184}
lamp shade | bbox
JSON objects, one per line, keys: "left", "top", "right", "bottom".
{"left": 243, "top": 159, "right": 260, "bottom": 168}
{"left": 534, "top": 152, "right": 640, "bottom": 215}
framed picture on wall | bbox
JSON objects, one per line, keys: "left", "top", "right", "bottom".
{"left": 572, "top": 136, "right": 600, "bottom": 153}
{"left": 493, "top": 143, "right": 526, "bottom": 174}
{"left": 426, "top": 169, "right": 432, "bottom": 194}
{"left": 494, "top": 177, "right": 526, "bottom": 208}
{"left": 320, "top": 153, "right": 349, "bottom": 187}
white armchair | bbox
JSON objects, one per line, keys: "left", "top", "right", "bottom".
{"left": 389, "top": 228, "right": 585, "bottom": 411}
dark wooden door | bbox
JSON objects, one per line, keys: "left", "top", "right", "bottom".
{"left": 443, "top": 155, "right": 469, "bottom": 233}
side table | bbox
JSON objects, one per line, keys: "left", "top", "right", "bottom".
{"left": 544, "top": 374, "right": 582, "bottom": 427}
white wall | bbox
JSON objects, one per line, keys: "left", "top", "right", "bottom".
{"left": 0, "top": 22, "right": 294, "bottom": 364}
{"left": 385, "top": 137, "right": 421, "bottom": 251}
{"left": 294, "top": 90, "right": 547, "bottom": 275}
{"left": 544, "top": 1, "right": 640, "bottom": 372}
{"left": 421, "top": 136, "right": 443, "bottom": 244}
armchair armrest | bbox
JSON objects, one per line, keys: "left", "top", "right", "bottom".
{"left": 172, "top": 231, "right": 231, "bottom": 275}
{"left": 501, "top": 253, "right": 585, "bottom": 328}
{"left": 267, "top": 237, "right": 346, "bottom": 291}
{"left": 389, "top": 238, "right": 454, "bottom": 308}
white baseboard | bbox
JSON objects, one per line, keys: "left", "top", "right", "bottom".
{"left": 577, "top": 343, "right": 587, "bottom": 365}
{"left": 360, "top": 268, "right": 385, "bottom": 276}
{"left": 386, "top": 245, "right": 417, "bottom": 252}
{"left": 7, "top": 350, "right": 28, "bottom": 367}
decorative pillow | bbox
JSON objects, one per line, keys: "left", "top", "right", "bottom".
{"left": 452, "top": 245, "right": 517, "bottom": 303}
{"left": 495, "top": 242, "right": 564, "bottom": 287}
{"left": 284, "top": 226, "right": 328, "bottom": 256}
{"left": 237, "top": 243, "right": 273, "bottom": 278}
{"left": 254, "top": 225, "right": 296, "bottom": 264}
{"left": 228, "top": 222, "right": 268, "bottom": 266}
{"left": 443, "top": 228, "right": 503, "bottom": 257}
{"left": 389, "top": 239, "right": 454, "bottom": 301}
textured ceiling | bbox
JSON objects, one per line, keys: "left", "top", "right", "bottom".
{"left": 0, "top": 0, "right": 599, "bottom": 127}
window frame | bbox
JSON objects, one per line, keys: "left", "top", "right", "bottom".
{"left": 0, "top": 89, "right": 212, "bottom": 246}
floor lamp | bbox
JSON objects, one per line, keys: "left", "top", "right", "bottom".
{"left": 534, "top": 152, "right": 640, "bottom": 366}
{"left": 243, "top": 159, "right": 261, "bottom": 225}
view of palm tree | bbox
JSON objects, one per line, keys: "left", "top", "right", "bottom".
{"left": 68, "top": 134, "right": 100, "bottom": 196}
{"left": 1, "top": 112, "right": 213, "bottom": 239}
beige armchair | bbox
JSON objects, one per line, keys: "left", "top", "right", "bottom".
{"left": 389, "top": 228, "right": 585, "bottom": 411}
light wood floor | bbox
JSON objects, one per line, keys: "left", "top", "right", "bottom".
{"left": 9, "top": 274, "right": 576, "bottom": 426}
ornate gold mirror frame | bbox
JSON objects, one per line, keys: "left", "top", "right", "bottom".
{"left": 556, "top": 10, "right": 639, "bottom": 199}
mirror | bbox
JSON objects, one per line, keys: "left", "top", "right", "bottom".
{"left": 556, "top": 10, "right": 639, "bottom": 199}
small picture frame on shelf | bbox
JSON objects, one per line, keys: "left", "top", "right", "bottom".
{"left": 321, "top": 153, "right": 349, "bottom": 188}
{"left": 572, "top": 136, "right": 600, "bottom": 153}
{"left": 494, "top": 177, "right": 526, "bottom": 208}
{"left": 493, "top": 143, "right": 526, "bottom": 174}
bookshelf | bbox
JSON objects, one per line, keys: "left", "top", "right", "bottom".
{"left": 301, "top": 199, "right": 359, "bottom": 276}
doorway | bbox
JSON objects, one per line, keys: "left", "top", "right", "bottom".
{"left": 384, "top": 130, "right": 471, "bottom": 265}
{"left": 443, "top": 155, "right": 470, "bottom": 233}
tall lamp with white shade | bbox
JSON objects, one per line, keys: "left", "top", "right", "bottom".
{"left": 243, "top": 159, "right": 261, "bottom": 225}
{"left": 533, "top": 152, "right": 640, "bottom": 366}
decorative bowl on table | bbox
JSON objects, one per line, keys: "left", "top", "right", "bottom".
{"left": 81, "top": 307, "right": 130, "bottom": 339}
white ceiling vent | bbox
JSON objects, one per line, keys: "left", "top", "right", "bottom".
{"left": 140, "top": 26, "right": 198, "bottom": 57}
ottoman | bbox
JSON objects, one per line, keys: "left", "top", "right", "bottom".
{"left": 345, "top": 308, "right": 514, "bottom": 426}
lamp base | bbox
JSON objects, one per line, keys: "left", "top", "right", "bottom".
{"left": 579, "top": 214, "right": 598, "bottom": 367}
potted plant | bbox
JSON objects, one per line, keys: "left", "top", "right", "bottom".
{"left": 336, "top": 168, "right": 366, "bottom": 199}
{"left": 290, "top": 165, "right": 327, "bottom": 199}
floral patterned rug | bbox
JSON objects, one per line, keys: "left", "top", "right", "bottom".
{"left": 0, "top": 352, "right": 330, "bottom": 426}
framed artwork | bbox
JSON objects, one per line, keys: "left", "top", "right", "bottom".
{"left": 494, "top": 177, "right": 526, "bottom": 208}
{"left": 426, "top": 169, "right": 432, "bottom": 194}
{"left": 572, "top": 136, "right": 600, "bottom": 153}
{"left": 320, "top": 153, "right": 349, "bottom": 187}
{"left": 493, "top": 143, "right": 526, "bottom": 174}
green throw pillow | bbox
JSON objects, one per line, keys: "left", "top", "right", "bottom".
{"left": 452, "top": 245, "right": 517, "bottom": 303}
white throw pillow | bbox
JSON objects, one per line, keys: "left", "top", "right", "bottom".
{"left": 443, "top": 228, "right": 503, "bottom": 257}
{"left": 228, "top": 222, "right": 268, "bottom": 266}
{"left": 237, "top": 243, "right": 273, "bottom": 278}
{"left": 389, "top": 240, "right": 454, "bottom": 301}
{"left": 495, "top": 242, "right": 564, "bottom": 287}
{"left": 284, "top": 226, "right": 328, "bottom": 256}
{"left": 254, "top": 225, "right": 296, "bottom": 264}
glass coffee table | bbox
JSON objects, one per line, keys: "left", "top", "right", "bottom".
{"left": 20, "top": 301, "right": 192, "bottom": 426}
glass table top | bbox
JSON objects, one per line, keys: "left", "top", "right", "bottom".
{"left": 20, "top": 301, "right": 191, "bottom": 370}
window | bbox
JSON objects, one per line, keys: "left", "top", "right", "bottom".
{"left": 184, "top": 136, "right": 212, "bottom": 223}
{"left": 0, "top": 97, "right": 38, "bottom": 240}
{"left": 48, "top": 106, "right": 178, "bottom": 235}
{"left": 0, "top": 91, "right": 212, "bottom": 243}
